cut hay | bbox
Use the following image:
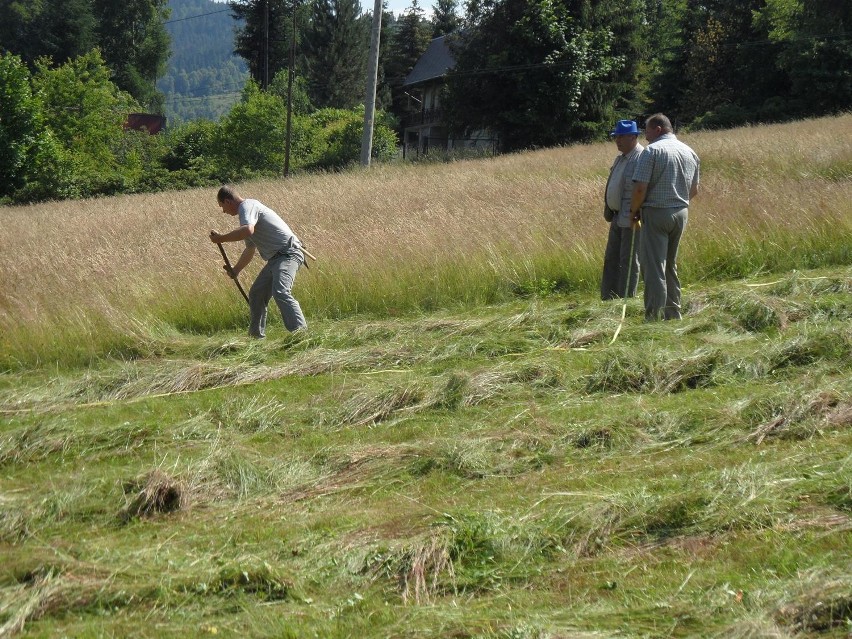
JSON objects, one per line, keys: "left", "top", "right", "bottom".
{"left": 398, "top": 531, "right": 456, "bottom": 605}
{"left": 585, "top": 348, "right": 725, "bottom": 395}
{"left": 775, "top": 579, "right": 852, "bottom": 633}
{"left": 746, "top": 391, "right": 848, "bottom": 444}
{"left": 120, "top": 470, "right": 188, "bottom": 521}
{"left": 280, "top": 445, "right": 416, "bottom": 503}
{"left": 333, "top": 385, "right": 426, "bottom": 428}
{"left": 0, "top": 569, "right": 62, "bottom": 639}
{"left": 825, "top": 402, "right": 852, "bottom": 428}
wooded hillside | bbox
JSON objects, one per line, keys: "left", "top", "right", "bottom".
{"left": 157, "top": 0, "right": 249, "bottom": 122}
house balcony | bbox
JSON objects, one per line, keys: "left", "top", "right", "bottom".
{"left": 402, "top": 108, "right": 444, "bottom": 129}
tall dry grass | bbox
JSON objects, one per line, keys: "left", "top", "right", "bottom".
{"left": 0, "top": 114, "right": 850, "bottom": 368}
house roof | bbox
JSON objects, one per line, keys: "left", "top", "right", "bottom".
{"left": 402, "top": 35, "right": 456, "bottom": 88}
{"left": 124, "top": 113, "right": 166, "bottom": 134}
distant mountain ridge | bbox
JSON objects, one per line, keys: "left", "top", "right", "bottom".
{"left": 157, "top": 0, "right": 248, "bottom": 123}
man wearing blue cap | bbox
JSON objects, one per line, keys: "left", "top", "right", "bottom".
{"left": 630, "top": 113, "right": 700, "bottom": 321}
{"left": 601, "top": 120, "right": 643, "bottom": 300}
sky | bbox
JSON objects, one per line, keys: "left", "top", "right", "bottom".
{"left": 379, "top": 0, "right": 418, "bottom": 16}
{"left": 210, "top": 0, "right": 428, "bottom": 19}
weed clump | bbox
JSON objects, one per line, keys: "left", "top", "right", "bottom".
{"left": 207, "top": 560, "right": 293, "bottom": 601}
{"left": 371, "top": 513, "right": 510, "bottom": 604}
{"left": 573, "top": 428, "right": 612, "bottom": 450}
{"left": 635, "top": 495, "right": 709, "bottom": 539}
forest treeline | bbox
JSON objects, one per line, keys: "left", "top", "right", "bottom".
{"left": 1, "top": 0, "right": 850, "bottom": 204}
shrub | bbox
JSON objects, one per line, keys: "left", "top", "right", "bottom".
{"left": 691, "top": 103, "right": 752, "bottom": 130}
{"left": 308, "top": 107, "right": 398, "bottom": 170}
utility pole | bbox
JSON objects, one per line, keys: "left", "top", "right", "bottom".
{"left": 360, "top": 0, "right": 383, "bottom": 167}
{"left": 284, "top": 0, "right": 297, "bottom": 177}
{"left": 263, "top": 0, "right": 270, "bottom": 89}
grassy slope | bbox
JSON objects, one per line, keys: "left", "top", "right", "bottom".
{"left": 1, "top": 266, "right": 851, "bottom": 638}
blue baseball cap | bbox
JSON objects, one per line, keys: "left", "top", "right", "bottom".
{"left": 610, "top": 120, "right": 639, "bottom": 136}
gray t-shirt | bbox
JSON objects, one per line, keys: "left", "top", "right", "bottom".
{"left": 239, "top": 199, "right": 301, "bottom": 261}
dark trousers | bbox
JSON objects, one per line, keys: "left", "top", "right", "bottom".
{"left": 601, "top": 222, "right": 640, "bottom": 300}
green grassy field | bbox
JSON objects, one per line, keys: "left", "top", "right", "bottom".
{"left": 1, "top": 116, "right": 851, "bottom": 638}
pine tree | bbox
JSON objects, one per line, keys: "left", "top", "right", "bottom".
{"left": 302, "top": 0, "right": 369, "bottom": 109}
{"left": 230, "top": 0, "right": 303, "bottom": 90}
{"left": 375, "top": 6, "right": 398, "bottom": 110}
{"left": 432, "top": 0, "right": 459, "bottom": 37}
{"left": 384, "top": 0, "right": 431, "bottom": 120}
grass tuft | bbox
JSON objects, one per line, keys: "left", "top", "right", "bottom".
{"left": 396, "top": 530, "right": 456, "bottom": 605}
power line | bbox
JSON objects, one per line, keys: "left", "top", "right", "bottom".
{"left": 164, "top": 90, "right": 243, "bottom": 104}
{"left": 165, "top": 8, "right": 231, "bottom": 25}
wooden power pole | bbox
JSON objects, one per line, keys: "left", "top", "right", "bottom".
{"left": 360, "top": 0, "right": 383, "bottom": 167}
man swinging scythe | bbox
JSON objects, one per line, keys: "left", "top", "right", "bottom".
{"left": 209, "top": 185, "right": 315, "bottom": 338}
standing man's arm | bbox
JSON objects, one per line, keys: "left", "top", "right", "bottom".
{"left": 689, "top": 183, "right": 699, "bottom": 199}
{"left": 630, "top": 182, "right": 647, "bottom": 229}
{"left": 689, "top": 155, "right": 700, "bottom": 200}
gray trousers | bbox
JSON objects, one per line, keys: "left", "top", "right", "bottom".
{"left": 639, "top": 206, "right": 688, "bottom": 321}
{"left": 249, "top": 254, "right": 307, "bottom": 337}
{"left": 601, "top": 222, "right": 640, "bottom": 300}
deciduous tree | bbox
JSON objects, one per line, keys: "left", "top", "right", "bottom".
{"left": 33, "top": 49, "right": 141, "bottom": 196}
{"left": 754, "top": 0, "right": 852, "bottom": 117}
{"left": 0, "top": 0, "right": 97, "bottom": 67}
{"left": 445, "top": 0, "right": 620, "bottom": 150}
{"left": 92, "top": 0, "right": 171, "bottom": 110}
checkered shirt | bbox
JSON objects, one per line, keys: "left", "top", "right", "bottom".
{"left": 632, "top": 133, "right": 700, "bottom": 209}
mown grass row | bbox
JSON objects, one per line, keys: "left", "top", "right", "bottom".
{"left": 2, "top": 269, "right": 849, "bottom": 412}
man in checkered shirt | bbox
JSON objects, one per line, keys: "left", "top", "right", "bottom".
{"left": 630, "top": 113, "right": 700, "bottom": 321}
